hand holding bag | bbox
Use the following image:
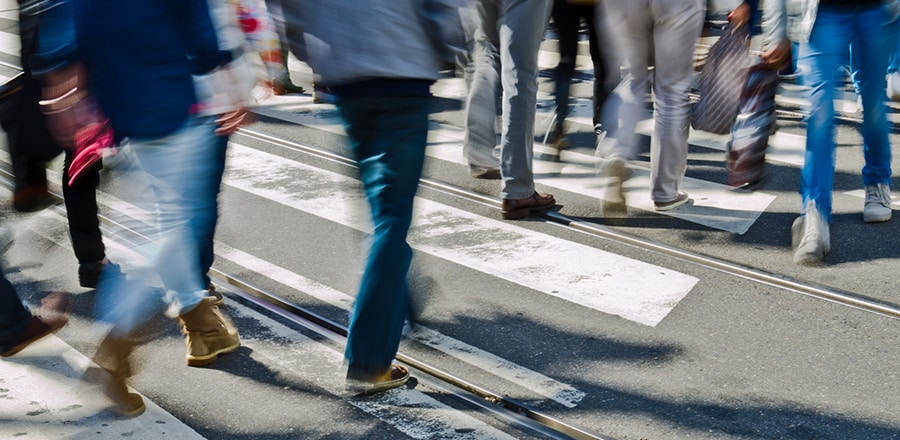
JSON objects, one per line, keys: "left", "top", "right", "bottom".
{"left": 691, "top": 19, "right": 750, "bottom": 134}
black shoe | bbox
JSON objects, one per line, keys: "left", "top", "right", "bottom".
{"left": 79, "top": 261, "right": 121, "bottom": 289}
{"left": 0, "top": 292, "right": 71, "bottom": 357}
{"left": 469, "top": 166, "right": 501, "bottom": 180}
{"left": 13, "top": 183, "right": 55, "bottom": 212}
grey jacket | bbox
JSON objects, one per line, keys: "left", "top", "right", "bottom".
{"left": 265, "top": 0, "right": 466, "bottom": 87}
{"left": 785, "top": 0, "right": 900, "bottom": 43}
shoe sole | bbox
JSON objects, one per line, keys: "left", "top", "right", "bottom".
{"left": 863, "top": 212, "right": 892, "bottom": 223}
{"left": 346, "top": 365, "right": 410, "bottom": 396}
{"left": 501, "top": 200, "right": 555, "bottom": 220}
{"left": 186, "top": 339, "right": 241, "bottom": 367}
{"left": 654, "top": 196, "right": 691, "bottom": 212}
{"left": 471, "top": 169, "right": 501, "bottom": 180}
{"left": 793, "top": 248, "right": 826, "bottom": 265}
{"left": 111, "top": 393, "right": 146, "bottom": 418}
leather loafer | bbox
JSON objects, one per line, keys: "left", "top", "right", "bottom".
{"left": 1, "top": 292, "right": 71, "bottom": 357}
{"left": 501, "top": 192, "right": 556, "bottom": 220}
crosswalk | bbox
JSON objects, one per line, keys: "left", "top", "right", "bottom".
{"left": 1, "top": 8, "right": 898, "bottom": 438}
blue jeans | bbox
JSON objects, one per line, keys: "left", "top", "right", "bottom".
{"left": 337, "top": 95, "right": 428, "bottom": 378}
{"left": 196, "top": 134, "right": 229, "bottom": 287}
{"left": 800, "top": 4, "right": 896, "bottom": 221}
{"left": 97, "top": 115, "right": 220, "bottom": 331}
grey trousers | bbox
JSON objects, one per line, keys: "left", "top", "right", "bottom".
{"left": 464, "top": 0, "right": 552, "bottom": 200}
{"left": 603, "top": 0, "right": 704, "bottom": 202}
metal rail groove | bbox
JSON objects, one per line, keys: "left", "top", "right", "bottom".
{"left": 237, "top": 128, "right": 900, "bottom": 321}
{"left": 210, "top": 268, "right": 613, "bottom": 440}
{"left": 0, "top": 167, "right": 609, "bottom": 439}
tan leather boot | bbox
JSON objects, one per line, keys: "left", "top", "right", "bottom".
{"left": 87, "top": 333, "right": 145, "bottom": 417}
{"left": 177, "top": 296, "right": 240, "bottom": 367}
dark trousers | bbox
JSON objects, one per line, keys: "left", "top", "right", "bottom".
{"left": 339, "top": 95, "right": 429, "bottom": 378}
{"left": 551, "top": 0, "right": 614, "bottom": 131}
{"left": 0, "top": 264, "right": 30, "bottom": 352}
{"left": 0, "top": 4, "right": 105, "bottom": 264}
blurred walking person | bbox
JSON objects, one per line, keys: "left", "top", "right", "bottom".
{"left": 464, "top": 0, "right": 556, "bottom": 220}
{"left": 547, "top": 0, "right": 619, "bottom": 152}
{"left": 1, "top": 0, "right": 117, "bottom": 289}
{"left": 269, "top": 0, "right": 466, "bottom": 394}
{"left": 35, "top": 0, "right": 251, "bottom": 415}
{"left": 0, "top": 217, "right": 72, "bottom": 359}
{"left": 600, "top": 0, "right": 705, "bottom": 211}
{"left": 788, "top": 0, "right": 898, "bottom": 265}
{"left": 705, "top": 0, "right": 790, "bottom": 189}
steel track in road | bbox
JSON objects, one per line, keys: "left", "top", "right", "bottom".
{"left": 1, "top": 119, "right": 896, "bottom": 438}
{"left": 0, "top": 165, "right": 612, "bottom": 440}
{"left": 236, "top": 127, "right": 900, "bottom": 321}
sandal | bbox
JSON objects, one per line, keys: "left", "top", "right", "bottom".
{"left": 345, "top": 364, "right": 410, "bottom": 396}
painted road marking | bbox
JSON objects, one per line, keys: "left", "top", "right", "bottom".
{"left": 225, "top": 142, "right": 698, "bottom": 327}
{"left": 4, "top": 210, "right": 518, "bottom": 440}
{"left": 215, "top": 242, "right": 586, "bottom": 408}
{"left": 227, "top": 298, "right": 521, "bottom": 440}
{"left": 0, "top": 154, "right": 587, "bottom": 407}
{"left": 0, "top": 335, "right": 206, "bottom": 440}
{"left": 254, "top": 100, "right": 775, "bottom": 234}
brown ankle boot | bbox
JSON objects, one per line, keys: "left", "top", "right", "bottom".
{"left": 177, "top": 296, "right": 240, "bottom": 367}
{"left": 88, "top": 334, "right": 145, "bottom": 417}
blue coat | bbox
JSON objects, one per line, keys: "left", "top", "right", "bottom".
{"left": 73, "top": 0, "right": 229, "bottom": 140}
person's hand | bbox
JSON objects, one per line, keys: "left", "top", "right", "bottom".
{"left": 215, "top": 108, "right": 254, "bottom": 136}
{"left": 727, "top": 1, "right": 751, "bottom": 29}
{"left": 762, "top": 39, "right": 791, "bottom": 70}
{"left": 40, "top": 63, "right": 88, "bottom": 149}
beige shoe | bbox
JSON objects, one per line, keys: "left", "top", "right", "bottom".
{"left": 602, "top": 157, "right": 628, "bottom": 212}
{"left": 346, "top": 364, "right": 410, "bottom": 396}
{"left": 87, "top": 334, "right": 145, "bottom": 417}
{"left": 178, "top": 296, "right": 241, "bottom": 367}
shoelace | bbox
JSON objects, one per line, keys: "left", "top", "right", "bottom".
{"left": 865, "top": 184, "right": 892, "bottom": 207}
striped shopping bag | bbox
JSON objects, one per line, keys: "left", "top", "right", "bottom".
{"left": 691, "top": 22, "right": 750, "bottom": 134}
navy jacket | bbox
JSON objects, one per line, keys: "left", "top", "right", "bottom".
{"left": 75, "top": 0, "right": 229, "bottom": 140}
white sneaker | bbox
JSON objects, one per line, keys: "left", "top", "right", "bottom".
{"left": 888, "top": 72, "right": 900, "bottom": 101}
{"left": 793, "top": 200, "right": 830, "bottom": 265}
{"left": 863, "top": 183, "right": 893, "bottom": 223}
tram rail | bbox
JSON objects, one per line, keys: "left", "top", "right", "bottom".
{"left": 237, "top": 127, "right": 900, "bottom": 321}
{"left": 1, "top": 54, "right": 898, "bottom": 437}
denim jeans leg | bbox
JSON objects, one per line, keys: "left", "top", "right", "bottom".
{"left": 194, "top": 134, "right": 229, "bottom": 286}
{"left": 338, "top": 96, "right": 428, "bottom": 377}
{"left": 800, "top": 7, "right": 852, "bottom": 221}
{"left": 128, "top": 116, "right": 217, "bottom": 317}
{"left": 854, "top": 7, "right": 895, "bottom": 187}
